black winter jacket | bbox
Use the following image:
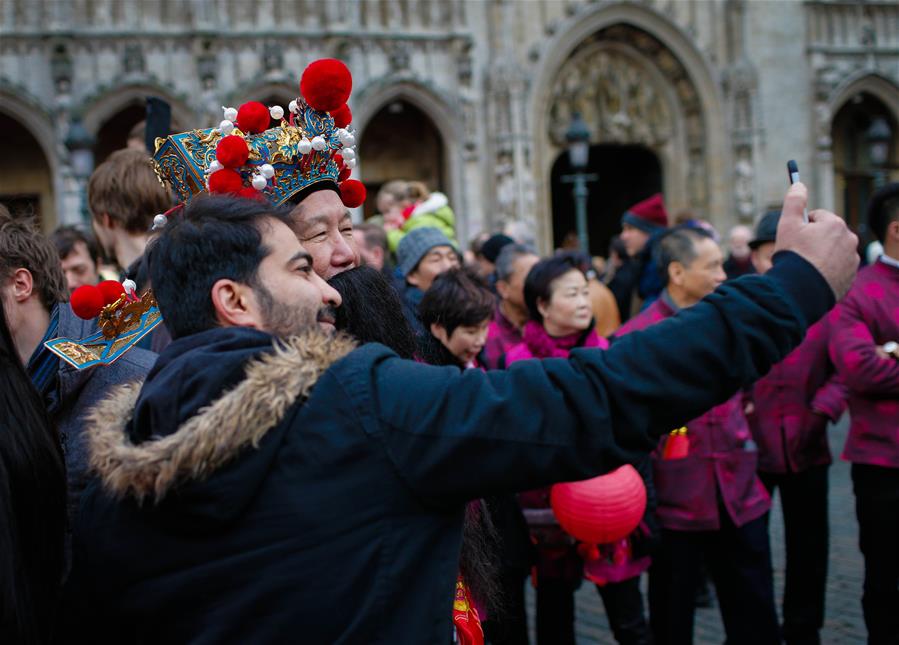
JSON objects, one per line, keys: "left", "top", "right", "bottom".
{"left": 65, "top": 252, "right": 832, "bottom": 644}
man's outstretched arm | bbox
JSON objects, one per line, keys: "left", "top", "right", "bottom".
{"left": 360, "top": 183, "right": 857, "bottom": 505}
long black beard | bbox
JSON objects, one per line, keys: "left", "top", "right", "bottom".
{"left": 458, "top": 500, "right": 503, "bottom": 615}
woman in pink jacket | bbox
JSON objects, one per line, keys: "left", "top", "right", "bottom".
{"left": 507, "top": 254, "right": 654, "bottom": 645}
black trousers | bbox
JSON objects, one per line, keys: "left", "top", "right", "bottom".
{"left": 648, "top": 512, "right": 779, "bottom": 645}
{"left": 852, "top": 464, "right": 899, "bottom": 645}
{"left": 759, "top": 464, "right": 829, "bottom": 645}
{"left": 596, "top": 576, "right": 652, "bottom": 645}
{"left": 533, "top": 576, "right": 651, "bottom": 645}
{"left": 483, "top": 567, "right": 530, "bottom": 645}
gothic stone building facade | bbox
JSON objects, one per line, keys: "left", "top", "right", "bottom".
{"left": 2, "top": 0, "right": 898, "bottom": 255}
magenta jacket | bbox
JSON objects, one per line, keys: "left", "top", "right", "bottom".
{"left": 507, "top": 323, "right": 653, "bottom": 584}
{"left": 483, "top": 306, "right": 523, "bottom": 369}
{"left": 748, "top": 316, "right": 847, "bottom": 474}
{"left": 829, "top": 259, "right": 899, "bottom": 469}
{"left": 616, "top": 295, "right": 770, "bottom": 531}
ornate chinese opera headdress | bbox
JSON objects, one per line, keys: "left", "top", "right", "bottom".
{"left": 151, "top": 59, "right": 366, "bottom": 216}
{"left": 45, "top": 280, "right": 163, "bottom": 370}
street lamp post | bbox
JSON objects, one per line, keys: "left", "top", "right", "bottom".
{"left": 866, "top": 116, "right": 892, "bottom": 189}
{"left": 560, "top": 113, "right": 597, "bottom": 253}
{"left": 64, "top": 118, "right": 95, "bottom": 223}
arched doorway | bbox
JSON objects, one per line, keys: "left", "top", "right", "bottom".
{"left": 551, "top": 145, "right": 662, "bottom": 255}
{"left": 93, "top": 103, "right": 147, "bottom": 165}
{"left": 831, "top": 92, "right": 897, "bottom": 240}
{"left": 357, "top": 100, "right": 446, "bottom": 219}
{"left": 0, "top": 111, "right": 54, "bottom": 229}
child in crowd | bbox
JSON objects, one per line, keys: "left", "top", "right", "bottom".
{"left": 418, "top": 267, "right": 493, "bottom": 369}
{"left": 386, "top": 181, "right": 457, "bottom": 253}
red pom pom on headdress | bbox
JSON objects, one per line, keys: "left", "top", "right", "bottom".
{"left": 300, "top": 59, "right": 352, "bottom": 113}
{"left": 236, "top": 187, "right": 266, "bottom": 202}
{"left": 216, "top": 135, "right": 250, "bottom": 168}
{"left": 339, "top": 179, "right": 366, "bottom": 208}
{"left": 97, "top": 280, "right": 126, "bottom": 306}
{"left": 70, "top": 285, "right": 105, "bottom": 320}
{"left": 236, "top": 101, "right": 270, "bottom": 134}
{"left": 331, "top": 104, "right": 352, "bottom": 128}
{"left": 209, "top": 168, "right": 244, "bottom": 195}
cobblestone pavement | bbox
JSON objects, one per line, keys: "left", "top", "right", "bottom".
{"left": 523, "top": 416, "right": 867, "bottom": 644}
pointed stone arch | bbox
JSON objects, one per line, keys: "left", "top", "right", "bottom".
{"left": 528, "top": 2, "right": 728, "bottom": 251}
{"left": 0, "top": 84, "right": 62, "bottom": 228}
{"left": 353, "top": 80, "right": 463, "bottom": 230}
{"left": 81, "top": 82, "right": 195, "bottom": 137}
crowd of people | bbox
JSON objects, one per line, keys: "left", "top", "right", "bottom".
{"left": 0, "top": 62, "right": 896, "bottom": 645}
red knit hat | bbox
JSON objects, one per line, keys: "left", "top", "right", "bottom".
{"left": 621, "top": 193, "right": 668, "bottom": 232}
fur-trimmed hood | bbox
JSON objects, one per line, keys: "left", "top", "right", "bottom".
{"left": 84, "top": 328, "right": 355, "bottom": 504}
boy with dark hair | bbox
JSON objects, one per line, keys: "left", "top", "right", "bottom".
{"left": 50, "top": 226, "right": 101, "bottom": 293}
{"left": 419, "top": 267, "right": 494, "bottom": 368}
{"left": 829, "top": 183, "right": 899, "bottom": 643}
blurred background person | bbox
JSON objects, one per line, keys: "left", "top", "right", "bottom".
{"left": 49, "top": 226, "right": 101, "bottom": 293}
{"left": 475, "top": 233, "right": 515, "bottom": 281}
{"left": 395, "top": 227, "right": 460, "bottom": 340}
{"left": 617, "top": 226, "right": 778, "bottom": 645}
{"left": 564, "top": 251, "right": 621, "bottom": 338}
{"left": 724, "top": 224, "right": 755, "bottom": 280}
{"left": 0, "top": 300, "right": 67, "bottom": 645}
{"left": 484, "top": 244, "right": 540, "bottom": 369}
{"left": 505, "top": 255, "right": 612, "bottom": 645}
{"left": 353, "top": 221, "right": 394, "bottom": 279}
{"left": 87, "top": 148, "right": 172, "bottom": 286}
{"left": 829, "top": 183, "right": 899, "bottom": 645}
{"left": 386, "top": 181, "right": 457, "bottom": 254}
{"left": 747, "top": 209, "right": 846, "bottom": 645}
{"left": 372, "top": 179, "right": 409, "bottom": 228}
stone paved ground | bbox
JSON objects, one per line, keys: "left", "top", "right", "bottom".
{"left": 523, "top": 416, "right": 867, "bottom": 644}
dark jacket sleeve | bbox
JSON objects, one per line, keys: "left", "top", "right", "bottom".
{"left": 362, "top": 252, "right": 833, "bottom": 506}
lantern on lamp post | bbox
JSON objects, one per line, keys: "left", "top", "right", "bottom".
{"left": 64, "top": 119, "right": 96, "bottom": 223}
{"left": 561, "top": 113, "right": 597, "bottom": 252}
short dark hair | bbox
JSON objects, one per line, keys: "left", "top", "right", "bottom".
{"left": 146, "top": 196, "right": 290, "bottom": 339}
{"left": 653, "top": 226, "right": 714, "bottom": 287}
{"left": 419, "top": 268, "right": 494, "bottom": 337}
{"left": 868, "top": 183, "right": 899, "bottom": 243}
{"left": 523, "top": 255, "right": 585, "bottom": 324}
{"left": 355, "top": 222, "right": 388, "bottom": 253}
{"left": 0, "top": 205, "right": 68, "bottom": 309}
{"left": 49, "top": 226, "right": 99, "bottom": 264}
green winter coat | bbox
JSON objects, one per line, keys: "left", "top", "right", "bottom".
{"left": 387, "top": 192, "right": 457, "bottom": 253}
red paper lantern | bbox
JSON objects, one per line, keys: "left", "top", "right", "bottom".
{"left": 300, "top": 59, "right": 352, "bottom": 112}
{"left": 339, "top": 179, "right": 366, "bottom": 208}
{"left": 70, "top": 285, "right": 105, "bottom": 320}
{"left": 331, "top": 104, "right": 352, "bottom": 128}
{"left": 208, "top": 169, "right": 244, "bottom": 195}
{"left": 550, "top": 464, "right": 647, "bottom": 545}
{"left": 215, "top": 135, "right": 250, "bottom": 168}
{"left": 236, "top": 101, "right": 270, "bottom": 134}
{"left": 97, "top": 280, "right": 125, "bottom": 306}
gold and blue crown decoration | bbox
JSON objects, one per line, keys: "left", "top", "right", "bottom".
{"left": 151, "top": 59, "right": 366, "bottom": 213}
{"left": 46, "top": 280, "right": 163, "bottom": 370}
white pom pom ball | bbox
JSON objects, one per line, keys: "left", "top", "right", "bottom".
{"left": 345, "top": 158, "right": 357, "bottom": 170}
{"left": 208, "top": 159, "right": 224, "bottom": 174}
{"left": 251, "top": 174, "right": 268, "bottom": 191}
{"left": 311, "top": 136, "right": 327, "bottom": 151}
{"left": 341, "top": 148, "right": 356, "bottom": 161}
{"left": 269, "top": 105, "right": 284, "bottom": 120}
{"left": 339, "top": 130, "right": 356, "bottom": 147}
{"left": 260, "top": 164, "right": 275, "bottom": 179}
{"left": 298, "top": 138, "right": 312, "bottom": 155}
{"left": 219, "top": 120, "right": 235, "bottom": 136}
{"left": 152, "top": 214, "right": 168, "bottom": 229}
{"left": 288, "top": 100, "right": 299, "bottom": 114}
{"left": 122, "top": 279, "right": 137, "bottom": 295}
{"left": 222, "top": 106, "right": 238, "bottom": 122}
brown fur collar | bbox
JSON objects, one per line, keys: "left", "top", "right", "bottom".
{"left": 84, "top": 330, "right": 356, "bottom": 503}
